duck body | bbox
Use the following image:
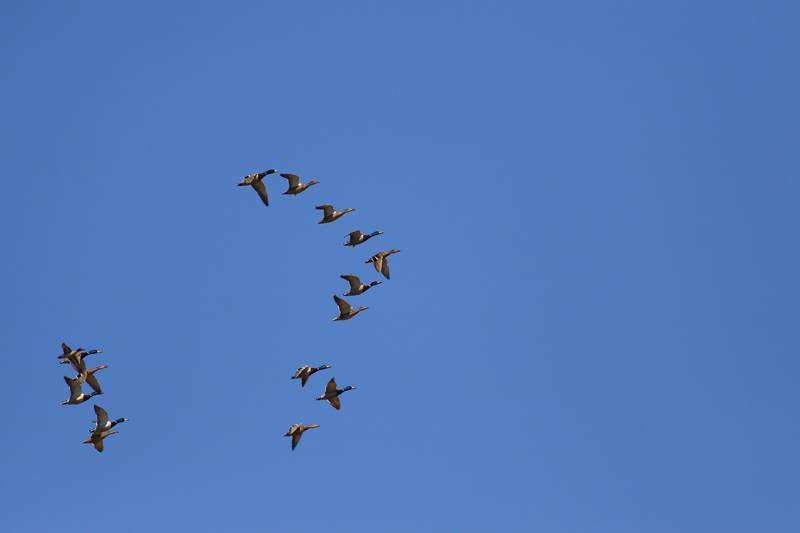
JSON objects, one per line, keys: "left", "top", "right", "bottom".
{"left": 283, "top": 423, "right": 320, "bottom": 450}
{"left": 316, "top": 378, "right": 356, "bottom": 410}
{"left": 238, "top": 169, "right": 278, "bottom": 207}
{"left": 316, "top": 204, "right": 355, "bottom": 224}
{"left": 340, "top": 275, "right": 381, "bottom": 296}
{"left": 280, "top": 173, "right": 319, "bottom": 195}
{"left": 82, "top": 430, "right": 118, "bottom": 452}
{"left": 343, "top": 230, "right": 383, "bottom": 247}
{"left": 365, "top": 249, "right": 401, "bottom": 279}
{"left": 61, "top": 376, "right": 102, "bottom": 405}
{"left": 332, "top": 295, "right": 369, "bottom": 321}
{"left": 292, "top": 365, "right": 331, "bottom": 387}
{"left": 90, "top": 404, "right": 129, "bottom": 434}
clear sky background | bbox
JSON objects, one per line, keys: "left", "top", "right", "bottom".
{"left": 1, "top": 2, "right": 798, "bottom": 531}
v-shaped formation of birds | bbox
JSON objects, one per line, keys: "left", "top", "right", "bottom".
{"left": 59, "top": 169, "right": 401, "bottom": 452}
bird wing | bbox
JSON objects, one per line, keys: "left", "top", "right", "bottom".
{"left": 94, "top": 405, "right": 109, "bottom": 428}
{"left": 85, "top": 373, "right": 103, "bottom": 393}
{"left": 346, "top": 230, "right": 363, "bottom": 240}
{"left": 316, "top": 205, "right": 334, "bottom": 217}
{"left": 329, "top": 396, "right": 341, "bottom": 410}
{"left": 94, "top": 438, "right": 104, "bottom": 452}
{"left": 293, "top": 365, "right": 309, "bottom": 379}
{"left": 61, "top": 343, "right": 71, "bottom": 355}
{"left": 251, "top": 180, "right": 269, "bottom": 206}
{"left": 340, "top": 275, "right": 361, "bottom": 291}
{"left": 64, "top": 376, "right": 81, "bottom": 399}
{"left": 334, "top": 295, "right": 352, "bottom": 314}
{"left": 325, "top": 378, "right": 338, "bottom": 393}
{"left": 301, "top": 375, "right": 309, "bottom": 387}
{"left": 281, "top": 173, "right": 300, "bottom": 188}
{"left": 292, "top": 432, "right": 302, "bottom": 450}
{"left": 381, "top": 257, "right": 391, "bottom": 279}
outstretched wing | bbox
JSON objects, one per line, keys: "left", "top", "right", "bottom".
{"left": 316, "top": 205, "right": 334, "bottom": 217}
{"left": 61, "top": 343, "right": 72, "bottom": 355}
{"left": 381, "top": 257, "right": 391, "bottom": 279}
{"left": 329, "top": 396, "right": 341, "bottom": 410}
{"left": 340, "top": 275, "right": 361, "bottom": 291}
{"left": 325, "top": 378, "right": 337, "bottom": 393}
{"left": 334, "top": 295, "right": 352, "bottom": 314}
{"left": 281, "top": 173, "right": 300, "bottom": 189}
{"left": 64, "top": 376, "right": 81, "bottom": 399}
{"left": 251, "top": 180, "right": 269, "bottom": 206}
{"left": 94, "top": 439, "right": 104, "bottom": 452}
{"left": 292, "top": 432, "right": 302, "bottom": 450}
{"left": 85, "top": 373, "right": 103, "bottom": 394}
{"left": 94, "top": 405, "right": 109, "bottom": 428}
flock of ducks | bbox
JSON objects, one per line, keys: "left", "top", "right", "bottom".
{"left": 58, "top": 343, "right": 128, "bottom": 452}
{"left": 239, "top": 169, "right": 401, "bottom": 450}
{"left": 60, "top": 168, "right": 398, "bottom": 453}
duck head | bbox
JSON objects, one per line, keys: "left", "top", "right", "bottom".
{"left": 317, "top": 365, "right": 331, "bottom": 370}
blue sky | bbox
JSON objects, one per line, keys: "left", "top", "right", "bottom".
{"left": 1, "top": 2, "right": 798, "bottom": 531}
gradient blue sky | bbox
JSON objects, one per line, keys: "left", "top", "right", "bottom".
{"left": 1, "top": 2, "right": 798, "bottom": 531}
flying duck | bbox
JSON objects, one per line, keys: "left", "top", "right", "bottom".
{"left": 90, "top": 405, "right": 129, "bottom": 435}
{"left": 292, "top": 365, "right": 331, "bottom": 387}
{"left": 238, "top": 170, "right": 278, "bottom": 206}
{"left": 283, "top": 423, "right": 320, "bottom": 450}
{"left": 343, "top": 230, "right": 383, "bottom": 247}
{"left": 82, "top": 430, "right": 118, "bottom": 453}
{"left": 316, "top": 378, "right": 356, "bottom": 410}
{"left": 280, "top": 173, "right": 319, "bottom": 195}
{"left": 332, "top": 295, "right": 369, "bottom": 321}
{"left": 340, "top": 275, "right": 381, "bottom": 296}
{"left": 61, "top": 376, "right": 101, "bottom": 405}
{"left": 365, "top": 249, "right": 401, "bottom": 279}
{"left": 316, "top": 204, "right": 355, "bottom": 224}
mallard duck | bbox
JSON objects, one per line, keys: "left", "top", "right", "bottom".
{"left": 283, "top": 423, "right": 320, "bottom": 450}
{"left": 332, "top": 295, "right": 369, "bottom": 321}
{"left": 61, "top": 376, "right": 102, "bottom": 405}
{"left": 60, "top": 348, "right": 102, "bottom": 370}
{"left": 292, "top": 365, "right": 331, "bottom": 387}
{"left": 365, "top": 249, "right": 401, "bottom": 279}
{"left": 280, "top": 173, "right": 319, "bottom": 195}
{"left": 316, "top": 204, "right": 355, "bottom": 224}
{"left": 59, "top": 343, "right": 100, "bottom": 360}
{"left": 238, "top": 170, "right": 278, "bottom": 207}
{"left": 340, "top": 275, "right": 381, "bottom": 296}
{"left": 90, "top": 405, "right": 128, "bottom": 435}
{"left": 316, "top": 378, "right": 356, "bottom": 410}
{"left": 343, "top": 230, "right": 383, "bottom": 247}
{"left": 82, "top": 430, "right": 118, "bottom": 453}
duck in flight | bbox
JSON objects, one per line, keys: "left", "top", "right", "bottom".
{"left": 292, "top": 365, "right": 331, "bottom": 387}
{"left": 340, "top": 275, "right": 381, "bottom": 296}
{"left": 316, "top": 204, "right": 355, "bottom": 224}
{"left": 283, "top": 423, "right": 320, "bottom": 450}
{"left": 332, "top": 295, "right": 369, "bottom": 321}
{"left": 238, "top": 170, "right": 278, "bottom": 207}
{"left": 316, "top": 378, "right": 356, "bottom": 410}
{"left": 343, "top": 230, "right": 383, "bottom": 247}
{"left": 365, "top": 249, "right": 401, "bottom": 279}
{"left": 280, "top": 173, "right": 319, "bottom": 195}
